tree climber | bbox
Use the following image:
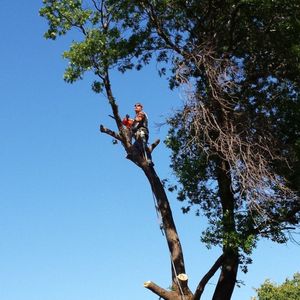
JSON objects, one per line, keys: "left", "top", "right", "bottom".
{"left": 122, "top": 103, "right": 153, "bottom": 165}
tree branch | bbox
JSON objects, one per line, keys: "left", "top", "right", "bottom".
{"left": 193, "top": 254, "right": 224, "bottom": 300}
{"left": 142, "top": 166, "right": 192, "bottom": 298}
{"left": 101, "top": 68, "right": 132, "bottom": 148}
{"left": 141, "top": 0, "right": 184, "bottom": 55}
{"left": 103, "top": 70, "right": 123, "bottom": 129}
{"left": 99, "top": 124, "right": 123, "bottom": 142}
{"left": 144, "top": 281, "right": 173, "bottom": 300}
{"left": 91, "top": 0, "right": 101, "bottom": 13}
{"left": 148, "top": 139, "right": 160, "bottom": 153}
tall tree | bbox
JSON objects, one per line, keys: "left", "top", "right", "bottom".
{"left": 40, "top": 1, "right": 300, "bottom": 299}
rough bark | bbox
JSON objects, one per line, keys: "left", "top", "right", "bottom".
{"left": 212, "top": 250, "right": 239, "bottom": 300}
{"left": 212, "top": 159, "right": 239, "bottom": 300}
{"left": 142, "top": 164, "right": 193, "bottom": 297}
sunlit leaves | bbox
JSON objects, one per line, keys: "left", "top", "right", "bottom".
{"left": 254, "top": 273, "right": 300, "bottom": 300}
{"left": 40, "top": 0, "right": 91, "bottom": 39}
{"left": 40, "top": 0, "right": 155, "bottom": 86}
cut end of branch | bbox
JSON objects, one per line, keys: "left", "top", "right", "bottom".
{"left": 143, "top": 280, "right": 172, "bottom": 299}
{"left": 177, "top": 273, "right": 188, "bottom": 282}
{"left": 148, "top": 139, "right": 160, "bottom": 153}
{"left": 144, "top": 281, "right": 151, "bottom": 287}
{"left": 99, "top": 124, "right": 123, "bottom": 142}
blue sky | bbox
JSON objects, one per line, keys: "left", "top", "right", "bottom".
{"left": 0, "top": 2, "right": 299, "bottom": 300}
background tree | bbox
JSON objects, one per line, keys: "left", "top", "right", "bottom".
{"left": 252, "top": 273, "right": 300, "bottom": 300}
{"left": 40, "top": 1, "right": 300, "bottom": 299}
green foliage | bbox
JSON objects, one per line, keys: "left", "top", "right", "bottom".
{"left": 40, "top": 0, "right": 155, "bottom": 90}
{"left": 253, "top": 273, "right": 300, "bottom": 300}
{"left": 40, "top": 0, "right": 91, "bottom": 39}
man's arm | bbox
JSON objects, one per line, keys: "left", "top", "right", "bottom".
{"left": 135, "top": 111, "right": 145, "bottom": 122}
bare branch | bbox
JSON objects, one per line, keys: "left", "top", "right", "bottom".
{"left": 91, "top": 0, "right": 101, "bottom": 13}
{"left": 102, "top": 70, "right": 123, "bottom": 129}
{"left": 99, "top": 124, "right": 123, "bottom": 142}
{"left": 141, "top": 0, "right": 184, "bottom": 55}
{"left": 193, "top": 255, "right": 224, "bottom": 300}
{"left": 148, "top": 139, "right": 160, "bottom": 153}
{"left": 144, "top": 281, "right": 173, "bottom": 300}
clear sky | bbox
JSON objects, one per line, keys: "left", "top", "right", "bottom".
{"left": 0, "top": 2, "right": 299, "bottom": 300}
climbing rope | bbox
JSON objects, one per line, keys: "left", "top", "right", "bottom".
{"left": 141, "top": 136, "right": 152, "bottom": 166}
{"left": 170, "top": 253, "right": 186, "bottom": 300}
{"left": 151, "top": 189, "right": 164, "bottom": 235}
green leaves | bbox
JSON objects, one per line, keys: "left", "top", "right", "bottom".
{"left": 254, "top": 273, "right": 300, "bottom": 300}
{"left": 40, "top": 0, "right": 155, "bottom": 87}
{"left": 62, "top": 29, "right": 107, "bottom": 82}
{"left": 40, "top": 0, "right": 91, "bottom": 40}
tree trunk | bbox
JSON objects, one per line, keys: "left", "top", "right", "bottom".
{"left": 212, "top": 159, "right": 239, "bottom": 300}
{"left": 142, "top": 164, "right": 192, "bottom": 296}
{"left": 212, "top": 250, "right": 239, "bottom": 300}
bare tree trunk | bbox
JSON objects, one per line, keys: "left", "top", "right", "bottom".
{"left": 142, "top": 164, "right": 192, "bottom": 297}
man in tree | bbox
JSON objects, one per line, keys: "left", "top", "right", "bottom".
{"left": 123, "top": 102, "right": 152, "bottom": 164}
{"left": 132, "top": 102, "right": 149, "bottom": 143}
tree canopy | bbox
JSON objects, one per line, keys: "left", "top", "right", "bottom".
{"left": 40, "top": 1, "right": 300, "bottom": 299}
